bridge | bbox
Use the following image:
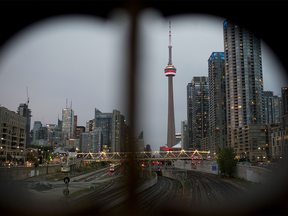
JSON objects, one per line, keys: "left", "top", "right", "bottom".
{"left": 77, "top": 150, "right": 209, "bottom": 162}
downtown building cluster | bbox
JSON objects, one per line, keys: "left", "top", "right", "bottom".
{"left": 31, "top": 105, "right": 136, "bottom": 153}
{"left": 183, "top": 20, "right": 288, "bottom": 162}
{"left": 0, "top": 98, "right": 148, "bottom": 163}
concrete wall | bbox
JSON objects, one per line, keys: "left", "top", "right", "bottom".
{"left": 174, "top": 159, "right": 219, "bottom": 175}
{"left": 234, "top": 165, "right": 273, "bottom": 184}
{"left": 0, "top": 165, "right": 61, "bottom": 180}
{"left": 173, "top": 159, "right": 273, "bottom": 183}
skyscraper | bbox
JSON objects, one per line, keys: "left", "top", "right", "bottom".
{"left": 281, "top": 87, "right": 288, "bottom": 116}
{"left": 62, "top": 108, "right": 74, "bottom": 140}
{"left": 208, "top": 52, "right": 227, "bottom": 153}
{"left": 191, "top": 77, "right": 209, "bottom": 151}
{"left": 17, "top": 103, "right": 32, "bottom": 147}
{"left": 263, "top": 91, "right": 282, "bottom": 124}
{"left": 73, "top": 115, "right": 77, "bottom": 138}
{"left": 111, "top": 109, "right": 126, "bottom": 152}
{"left": 94, "top": 108, "right": 112, "bottom": 152}
{"left": 187, "top": 82, "right": 193, "bottom": 149}
{"left": 223, "top": 20, "right": 264, "bottom": 148}
{"left": 164, "top": 21, "right": 176, "bottom": 148}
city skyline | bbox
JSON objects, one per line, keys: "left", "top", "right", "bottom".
{"left": 0, "top": 12, "right": 287, "bottom": 151}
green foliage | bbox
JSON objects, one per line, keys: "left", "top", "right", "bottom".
{"left": 217, "top": 147, "right": 237, "bottom": 178}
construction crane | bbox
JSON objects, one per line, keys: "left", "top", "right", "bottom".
{"left": 26, "top": 86, "right": 30, "bottom": 105}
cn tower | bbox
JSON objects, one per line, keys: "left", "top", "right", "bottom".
{"left": 164, "top": 21, "right": 176, "bottom": 148}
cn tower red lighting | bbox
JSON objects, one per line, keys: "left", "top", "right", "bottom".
{"left": 163, "top": 148, "right": 173, "bottom": 150}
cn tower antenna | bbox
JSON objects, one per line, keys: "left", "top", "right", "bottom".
{"left": 168, "top": 21, "right": 172, "bottom": 65}
{"left": 169, "top": 20, "right": 171, "bottom": 46}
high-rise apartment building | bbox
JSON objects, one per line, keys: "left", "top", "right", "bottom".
{"left": 62, "top": 108, "right": 74, "bottom": 140}
{"left": 208, "top": 52, "right": 227, "bottom": 153}
{"left": 281, "top": 87, "right": 288, "bottom": 116}
{"left": 263, "top": 91, "right": 282, "bottom": 124}
{"left": 188, "top": 77, "right": 209, "bottom": 151}
{"left": 111, "top": 109, "right": 126, "bottom": 152}
{"left": 79, "top": 129, "right": 103, "bottom": 153}
{"left": 223, "top": 20, "right": 264, "bottom": 148}
{"left": 0, "top": 106, "right": 26, "bottom": 161}
{"left": 187, "top": 83, "right": 193, "bottom": 149}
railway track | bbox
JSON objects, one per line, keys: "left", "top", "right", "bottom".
{"left": 66, "top": 169, "right": 149, "bottom": 213}
{"left": 111, "top": 176, "right": 181, "bottom": 215}
{"left": 187, "top": 171, "right": 247, "bottom": 208}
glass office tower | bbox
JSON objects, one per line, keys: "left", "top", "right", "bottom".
{"left": 62, "top": 108, "right": 74, "bottom": 139}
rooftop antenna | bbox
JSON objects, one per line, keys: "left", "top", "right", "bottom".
{"left": 168, "top": 20, "right": 172, "bottom": 65}
{"left": 66, "top": 99, "right": 68, "bottom": 109}
{"left": 71, "top": 100, "right": 72, "bottom": 109}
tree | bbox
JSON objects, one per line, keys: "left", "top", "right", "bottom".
{"left": 217, "top": 147, "right": 237, "bottom": 178}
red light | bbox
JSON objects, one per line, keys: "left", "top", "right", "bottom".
{"left": 198, "top": 161, "right": 201, "bottom": 164}
{"left": 165, "top": 70, "right": 176, "bottom": 73}
{"left": 163, "top": 148, "right": 173, "bottom": 150}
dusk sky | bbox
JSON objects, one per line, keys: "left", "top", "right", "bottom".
{"left": 0, "top": 9, "right": 287, "bottom": 151}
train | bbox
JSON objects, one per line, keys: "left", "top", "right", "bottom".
{"left": 61, "top": 165, "right": 70, "bottom": 173}
{"left": 110, "top": 164, "right": 115, "bottom": 172}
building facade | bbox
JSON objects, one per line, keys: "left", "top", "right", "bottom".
{"left": 62, "top": 108, "right": 74, "bottom": 140}
{"left": 79, "top": 130, "right": 103, "bottom": 153}
{"left": 75, "top": 126, "right": 85, "bottom": 139}
{"left": 73, "top": 115, "right": 77, "bottom": 139}
{"left": 223, "top": 20, "right": 264, "bottom": 149}
{"left": 0, "top": 106, "right": 26, "bottom": 160}
{"left": 17, "top": 103, "right": 32, "bottom": 147}
{"left": 94, "top": 109, "right": 113, "bottom": 152}
{"left": 191, "top": 76, "right": 209, "bottom": 151}
{"left": 111, "top": 109, "right": 126, "bottom": 152}
{"left": 263, "top": 91, "right": 282, "bottom": 124}
{"left": 187, "top": 83, "right": 193, "bottom": 149}
{"left": 281, "top": 87, "right": 288, "bottom": 116}
{"left": 181, "top": 120, "right": 188, "bottom": 150}
{"left": 208, "top": 52, "right": 227, "bottom": 153}
{"left": 232, "top": 124, "right": 269, "bottom": 161}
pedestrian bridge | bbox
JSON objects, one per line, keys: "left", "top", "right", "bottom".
{"left": 77, "top": 150, "right": 209, "bottom": 162}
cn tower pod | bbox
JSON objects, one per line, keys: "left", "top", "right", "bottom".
{"left": 164, "top": 65, "right": 176, "bottom": 76}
